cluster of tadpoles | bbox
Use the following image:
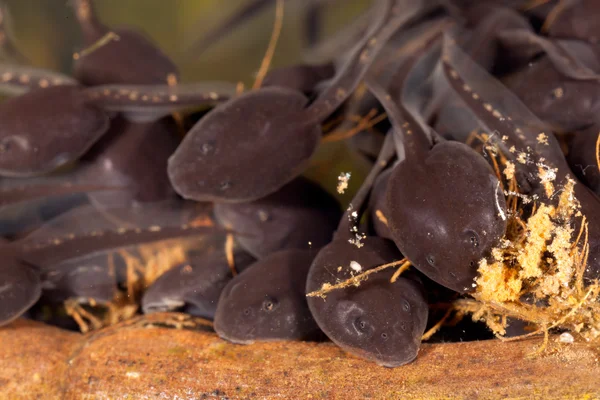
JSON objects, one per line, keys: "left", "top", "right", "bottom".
{"left": 1, "top": 0, "right": 600, "bottom": 368}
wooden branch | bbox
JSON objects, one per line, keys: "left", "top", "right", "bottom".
{"left": 1, "top": 314, "right": 598, "bottom": 399}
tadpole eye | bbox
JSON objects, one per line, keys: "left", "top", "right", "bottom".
{"left": 402, "top": 300, "right": 411, "bottom": 313}
{"left": 380, "top": 332, "right": 388, "bottom": 340}
{"left": 426, "top": 255, "right": 436, "bottom": 267}
{"left": 0, "top": 138, "right": 13, "bottom": 152}
{"left": 262, "top": 297, "right": 278, "bottom": 312}
{"left": 219, "top": 181, "right": 232, "bottom": 191}
{"left": 243, "top": 307, "right": 251, "bottom": 316}
{"left": 354, "top": 317, "right": 370, "bottom": 334}
{"left": 465, "top": 230, "right": 480, "bottom": 248}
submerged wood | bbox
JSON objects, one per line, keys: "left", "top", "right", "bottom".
{"left": 0, "top": 314, "right": 598, "bottom": 399}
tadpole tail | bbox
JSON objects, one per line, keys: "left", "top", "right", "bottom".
{"left": 0, "top": 256, "right": 42, "bottom": 328}
{"left": 335, "top": 133, "right": 396, "bottom": 239}
{"left": 0, "top": 4, "right": 30, "bottom": 64}
{"left": 184, "top": 0, "right": 276, "bottom": 60}
{"left": 69, "top": 0, "right": 109, "bottom": 44}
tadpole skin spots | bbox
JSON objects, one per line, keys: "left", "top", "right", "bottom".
{"left": 306, "top": 237, "right": 428, "bottom": 368}
{"left": 77, "top": 116, "right": 180, "bottom": 207}
{"left": 0, "top": 63, "right": 77, "bottom": 96}
{"left": 262, "top": 63, "right": 335, "bottom": 95}
{"left": 213, "top": 177, "right": 341, "bottom": 259}
{"left": 71, "top": 0, "right": 178, "bottom": 86}
{"left": 0, "top": 251, "right": 41, "bottom": 327}
{"left": 214, "top": 248, "right": 320, "bottom": 344}
{"left": 142, "top": 245, "right": 256, "bottom": 320}
{"left": 16, "top": 202, "right": 219, "bottom": 272}
{"left": 168, "top": 87, "right": 319, "bottom": 203}
{"left": 0, "top": 85, "right": 110, "bottom": 177}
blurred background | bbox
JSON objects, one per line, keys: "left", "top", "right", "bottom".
{"left": 4, "top": 0, "right": 371, "bottom": 85}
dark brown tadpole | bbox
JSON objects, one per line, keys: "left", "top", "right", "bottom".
{"left": 142, "top": 240, "right": 256, "bottom": 320}
{"left": 214, "top": 248, "right": 321, "bottom": 344}
{"left": 0, "top": 63, "right": 77, "bottom": 96}
{"left": 441, "top": 34, "right": 600, "bottom": 280}
{"left": 539, "top": 0, "right": 599, "bottom": 42}
{"left": 76, "top": 116, "right": 181, "bottom": 208}
{"left": 70, "top": 0, "right": 178, "bottom": 86}
{"left": 16, "top": 202, "right": 218, "bottom": 269}
{"left": 499, "top": 29, "right": 600, "bottom": 80}
{"left": 0, "top": 85, "right": 110, "bottom": 177}
{"left": 367, "top": 43, "right": 507, "bottom": 293}
{"left": 0, "top": 201, "right": 220, "bottom": 325}
{"left": 499, "top": 29, "right": 600, "bottom": 132}
{"left": 168, "top": 0, "right": 438, "bottom": 203}
{"left": 213, "top": 177, "right": 341, "bottom": 259}
{"left": 306, "top": 127, "right": 428, "bottom": 367}
{"left": 306, "top": 238, "right": 427, "bottom": 368}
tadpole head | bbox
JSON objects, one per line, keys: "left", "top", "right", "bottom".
{"left": 167, "top": 87, "right": 321, "bottom": 203}
{"left": 306, "top": 237, "right": 428, "bottom": 367}
{"left": 0, "top": 258, "right": 42, "bottom": 327}
{"left": 142, "top": 246, "right": 255, "bottom": 320}
{"left": 0, "top": 86, "right": 109, "bottom": 177}
{"left": 79, "top": 116, "right": 180, "bottom": 207}
{"left": 214, "top": 249, "right": 319, "bottom": 344}
{"left": 386, "top": 141, "right": 507, "bottom": 293}
{"left": 73, "top": 28, "right": 179, "bottom": 86}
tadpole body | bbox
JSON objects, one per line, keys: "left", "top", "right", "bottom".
{"left": 214, "top": 248, "right": 321, "bottom": 343}
{"left": 142, "top": 239, "right": 256, "bottom": 320}
{"left": 214, "top": 177, "right": 341, "bottom": 259}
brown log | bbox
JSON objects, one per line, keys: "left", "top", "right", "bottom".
{"left": 0, "top": 314, "right": 598, "bottom": 399}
